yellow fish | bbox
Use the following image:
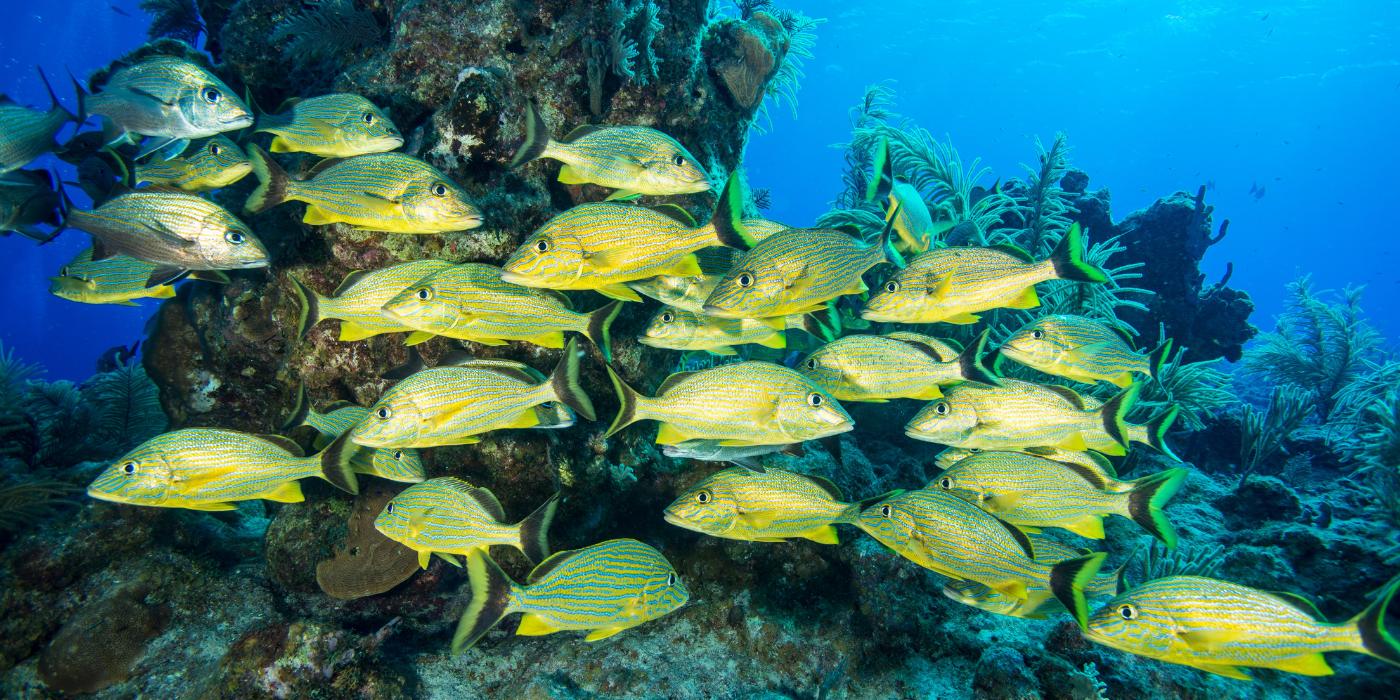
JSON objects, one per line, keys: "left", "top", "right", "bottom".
{"left": 48, "top": 247, "right": 179, "bottom": 305}
{"left": 638, "top": 307, "right": 786, "bottom": 356}
{"left": 252, "top": 93, "right": 403, "bottom": 157}
{"left": 291, "top": 260, "right": 454, "bottom": 341}
{"left": 374, "top": 478, "right": 559, "bottom": 569}
{"left": 134, "top": 135, "right": 251, "bottom": 192}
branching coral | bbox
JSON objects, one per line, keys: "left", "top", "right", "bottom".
{"left": 0, "top": 478, "right": 80, "bottom": 531}
{"left": 1136, "top": 540, "right": 1225, "bottom": 584}
{"left": 86, "top": 365, "right": 168, "bottom": 454}
{"left": 760, "top": 10, "right": 824, "bottom": 122}
{"left": 270, "top": 0, "right": 384, "bottom": 65}
{"left": 1349, "top": 390, "right": 1400, "bottom": 478}
{"left": 1137, "top": 347, "right": 1234, "bottom": 431}
{"left": 140, "top": 0, "right": 204, "bottom": 45}
{"left": 1238, "top": 386, "right": 1313, "bottom": 487}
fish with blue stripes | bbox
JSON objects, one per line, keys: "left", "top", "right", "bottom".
{"left": 379, "top": 262, "right": 623, "bottom": 361}
{"left": 661, "top": 440, "right": 801, "bottom": 470}
{"left": 76, "top": 56, "right": 253, "bottom": 159}
{"left": 797, "top": 329, "right": 1000, "bottom": 402}
{"left": 625, "top": 220, "right": 795, "bottom": 312}
{"left": 664, "top": 466, "right": 901, "bottom": 544}
{"left": 1083, "top": 575, "right": 1400, "bottom": 680}
{"left": 605, "top": 361, "right": 853, "bottom": 447}
{"left": 374, "top": 477, "right": 559, "bottom": 569}
{"left": 935, "top": 446, "right": 1122, "bottom": 488}
{"left": 866, "top": 136, "right": 936, "bottom": 253}
{"left": 0, "top": 68, "right": 77, "bottom": 176}
{"left": 342, "top": 338, "right": 595, "bottom": 450}
{"left": 702, "top": 213, "right": 904, "bottom": 322}
{"left": 856, "top": 487, "right": 1106, "bottom": 627}
{"left": 48, "top": 247, "right": 183, "bottom": 305}
{"left": 290, "top": 259, "right": 454, "bottom": 342}
{"left": 931, "top": 450, "right": 1187, "bottom": 545}
{"left": 999, "top": 315, "right": 1173, "bottom": 388}
{"left": 905, "top": 378, "right": 1141, "bottom": 456}
{"left": 454, "top": 539, "right": 689, "bottom": 651}
{"left": 134, "top": 135, "right": 251, "bottom": 192}
{"left": 882, "top": 331, "right": 965, "bottom": 363}
{"left": 58, "top": 188, "right": 269, "bottom": 287}
{"left": 1, "top": 168, "right": 62, "bottom": 242}
{"left": 379, "top": 348, "right": 578, "bottom": 430}
{"left": 638, "top": 307, "right": 785, "bottom": 356}
{"left": 509, "top": 100, "right": 709, "bottom": 200}
{"left": 244, "top": 145, "right": 483, "bottom": 234}
{"left": 279, "top": 382, "right": 425, "bottom": 483}
{"left": 1053, "top": 386, "right": 1183, "bottom": 461}
{"left": 86, "top": 428, "right": 358, "bottom": 510}
{"left": 861, "top": 223, "right": 1107, "bottom": 324}
{"left": 942, "top": 534, "right": 1123, "bottom": 619}
{"left": 252, "top": 93, "right": 403, "bottom": 157}
{"left": 499, "top": 173, "right": 753, "bottom": 302}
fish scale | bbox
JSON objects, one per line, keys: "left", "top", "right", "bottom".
{"left": 798, "top": 333, "right": 982, "bottom": 402}
{"left": 999, "top": 314, "right": 1160, "bottom": 388}
{"left": 865, "top": 246, "right": 1048, "bottom": 324}
{"left": 298, "top": 259, "right": 454, "bottom": 340}
{"left": 64, "top": 191, "right": 268, "bottom": 272}
{"left": 350, "top": 366, "right": 553, "bottom": 447}
{"left": 511, "top": 540, "right": 685, "bottom": 630}
{"left": 254, "top": 93, "right": 402, "bottom": 157}
{"left": 905, "top": 378, "right": 1136, "bottom": 454}
{"left": 293, "top": 153, "right": 439, "bottom": 217}
{"left": 639, "top": 307, "right": 785, "bottom": 354}
{"left": 374, "top": 477, "right": 555, "bottom": 568}
{"left": 135, "top": 135, "right": 251, "bottom": 192}
{"left": 547, "top": 128, "right": 688, "bottom": 187}
{"left": 704, "top": 227, "right": 890, "bottom": 320}
{"left": 504, "top": 203, "right": 707, "bottom": 289}
{"left": 0, "top": 97, "right": 70, "bottom": 173}
{"left": 49, "top": 247, "right": 174, "bottom": 305}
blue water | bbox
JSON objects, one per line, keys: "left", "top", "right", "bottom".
{"left": 3, "top": 0, "right": 1398, "bottom": 380}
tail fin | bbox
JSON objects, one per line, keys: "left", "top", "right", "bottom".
{"left": 548, "top": 338, "right": 595, "bottom": 421}
{"left": 1099, "top": 381, "right": 1142, "bottom": 451}
{"left": 453, "top": 549, "right": 516, "bottom": 653}
{"left": 381, "top": 346, "right": 427, "bottom": 381}
{"left": 840, "top": 489, "right": 904, "bottom": 524}
{"left": 1144, "top": 405, "right": 1181, "bottom": 461}
{"left": 290, "top": 276, "right": 319, "bottom": 342}
{"left": 318, "top": 431, "right": 361, "bottom": 495}
{"left": 280, "top": 380, "right": 311, "bottom": 430}
{"left": 36, "top": 67, "right": 75, "bottom": 123}
{"left": 1125, "top": 468, "right": 1186, "bottom": 548}
{"left": 66, "top": 69, "right": 89, "bottom": 127}
{"left": 864, "top": 136, "right": 892, "bottom": 204}
{"left": 958, "top": 329, "right": 1001, "bottom": 387}
{"left": 245, "top": 87, "right": 264, "bottom": 130}
{"left": 1048, "top": 552, "right": 1107, "bottom": 630}
{"left": 517, "top": 492, "right": 560, "bottom": 565}
{"left": 711, "top": 172, "right": 755, "bottom": 250}
{"left": 604, "top": 365, "right": 644, "bottom": 438}
{"left": 584, "top": 300, "right": 623, "bottom": 363}
{"left": 1047, "top": 223, "right": 1108, "bottom": 283}
{"left": 876, "top": 206, "right": 907, "bottom": 269}
{"left": 508, "top": 100, "right": 550, "bottom": 169}
{"left": 1352, "top": 574, "right": 1400, "bottom": 669}
{"left": 1148, "top": 338, "right": 1173, "bottom": 382}
{"left": 244, "top": 144, "right": 290, "bottom": 214}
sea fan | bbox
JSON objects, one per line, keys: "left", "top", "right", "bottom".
{"left": 140, "top": 0, "right": 204, "bottom": 45}
{"left": 0, "top": 477, "right": 79, "bottom": 531}
{"left": 271, "top": 0, "right": 385, "bottom": 64}
{"left": 83, "top": 365, "right": 167, "bottom": 453}
{"left": 1136, "top": 540, "right": 1225, "bottom": 584}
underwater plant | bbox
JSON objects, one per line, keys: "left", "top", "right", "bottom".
{"left": 761, "top": 10, "right": 824, "bottom": 123}
{"left": 1135, "top": 539, "right": 1225, "bottom": 584}
{"left": 270, "top": 0, "right": 384, "bottom": 65}
{"left": 140, "top": 0, "right": 203, "bottom": 45}
{"left": 0, "top": 478, "right": 79, "bottom": 531}
{"left": 1006, "top": 133, "right": 1076, "bottom": 257}
{"left": 1137, "top": 346, "right": 1235, "bottom": 431}
{"left": 1237, "top": 385, "right": 1313, "bottom": 487}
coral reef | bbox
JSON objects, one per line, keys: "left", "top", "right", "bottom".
{"left": 35, "top": 583, "right": 170, "bottom": 693}
{"left": 315, "top": 480, "right": 419, "bottom": 600}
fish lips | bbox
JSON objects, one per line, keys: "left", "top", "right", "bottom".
{"left": 699, "top": 304, "right": 741, "bottom": 319}
{"left": 661, "top": 509, "right": 706, "bottom": 533}
{"left": 498, "top": 270, "right": 545, "bottom": 287}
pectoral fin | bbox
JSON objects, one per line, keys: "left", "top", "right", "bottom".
{"left": 1057, "top": 432, "right": 1089, "bottom": 451}
{"left": 802, "top": 525, "right": 840, "bottom": 545}
{"left": 1066, "top": 340, "right": 1113, "bottom": 362}
{"left": 505, "top": 409, "right": 541, "bottom": 429}
{"left": 981, "top": 493, "right": 1022, "bottom": 514}
{"left": 596, "top": 283, "right": 643, "bottom": 302}
{"left": 1179, "top": 629, "right": 1242, "bottom": 653}
{"left": 1007, "top": 286, "right": 1041, "bottom": 309}
{"left": 185, "top": 501, "right": 239, "bottom": 511}
{"left": 349, "top": 192, "right": 404, "bottom": 217}
{"left": 942, "top": 313, "right": 982, "bottom": 324}
{"left": 404, "top": 331, "right": 435, "bottom": 346}
{"left": 992, "top": 580, "right": 1029, "bottom": 601}
{"left": 739, "top": 511, "right": 778, "bottom": 528}
{"left": 1192, "top": 663, "right": 1254, "bottom": 681}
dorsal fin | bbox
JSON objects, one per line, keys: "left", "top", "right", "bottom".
{"left": 804, "top": 474, "right": 844, "bottom": 501}
{"left": 655, "top": 371, "right": 699, "bottom": 396}
{"left": 539, "top": 288, "right": 573, "bottom": 310}
{"left": 1086, "top": 450, "right": 1118, "bottom": 478}
{"left": 324, "top": 400, "right": 359, "bottom": 413}
{"left": 560, "top": 124, "right": 602, "bottom": 144}
{"left": 0, "top": 94, "right": 17, "bottom": 108}
{"left": 834, "top": 225, "right": 861, "bottom": 238}
{"left": 997, "top": 517, "right": 1036, "bottom": 560}
{"left": 651, "top": 204, "right": 697, "bottom": 228}
{"left": 527, "top": 549, "right": 578, "bottom": 584}
{"left": 467, "top": 487, "right": 506, "bottom": 522}
{"left": 893, "top": 338, "right": 945, "bottom": 363}
{"left": 1041, "top": 384, "right": 1086, "bottom": 411}
{"left": 1266, "top": 591, "right": 1327, "bottom": 621}
{"left": 308, "top": 157, "right": 345, "bottom": 179}
{"left": 439, "top": 477, "right": 476, "bottom": 493}
{"left": 275, "top": 97, "right": 304, "bottom": 113}
{"left": 1056, "top": 461, "right": 1108, "bottom": 491}
{"left": 256, "top": 434, "right": 305, "bottom": 457}
{"left": 333, "top": 270, "right": 372, "bottom": 297}
{"left": 475, "top": 365, "right": 539, "bottom": 385}
{"left": 988, "top": 244, "right": 1033, "bottom": 262}
{"left": 937, "top": 337, "right": 965, "bottom": 353}
{"left": 1110, "top": 325, "right": 1136, "bottom": 349}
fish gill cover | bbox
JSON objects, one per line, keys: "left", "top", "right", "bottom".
{"left": 0, "top": 1, "right": 1397, "bottom": 699}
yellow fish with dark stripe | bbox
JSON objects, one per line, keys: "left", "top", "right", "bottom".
{"left": 509, "top": 101, "right": 709, "bottom": 200}
{"left": 797, "top": 329, "right": 1000, "bottom": 402}
{"left": 279, "top": 381, "right": 425, "bottom": 483}
{"left": 1000, "top": 315, "right": 1173, "bottom": 388}
{"left": 664, "top": 466, "right": 901, "bottom": 544}
{"left": 882, "top": 331, "right": 964, "bottom": 363}
{"left": 866, "top": 136, "right": 936, "bottom": 253}
{"left": 1049, "top": 386, "right": 1183, "bottom": 461}
{"left": 861, "top": 223, "right": 1107, "bottom": 324}
{"left": 638, "top": 307, "right": 785, "bottom": 356}
{"left": 905, "top": 378, "right": 1141, "bottom": 456}
{"left": 1084, "top": 575, "right": 1400, "bottom": 680}
{"left": 935, "top": 446, "right": 1122, "bottom": 490}
{"left": 625, "top": 219, "right": 794, "bottom": 311}
{"left": 244, "top": 145, "right": 483, "bottom": 234}
{"left": 379, "top": 262, "right": 623, "bottom": 361}
{"left": 500, "top": 173, "right": 753, "bottom": 302}
{"left": 0, "top": 68, "right": 76, "bottom": 176}
{"left": 87, "top": 428, "right": 357, "bottom": 511}
{"left": 943, "top": 534, "right": 1123, "bottom": 619}
{"left": 252, "top": 93, "right": 403, "bottom": 157}
{"left": 77, "top": 56, "right": 252, "bottom": 157}
{"left": 291, "top": 260, "right": 453, "bottom": 342}
{"left": 379, "top": 348, "right": 578, "bottom": 430}
{"left": 454, "top": 540, "right": 688, "bottom": 651}
{"left": 930, "top": 450, "right": 1187, "bottom": 545}
{"left": 49, "top": 247, "right": 178, "bottom": 305}
{"left": 135, "top": 135, "right": 251, "bottom": 192}
{"left": 374, "top": 478, "right": 558, "bottom": 569}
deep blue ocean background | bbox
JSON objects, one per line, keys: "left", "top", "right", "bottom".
{"left": 2, "top": 0, "right": 1397, "bottom": 380}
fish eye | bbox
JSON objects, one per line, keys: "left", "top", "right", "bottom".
{"left": 540, "top": 401, "right": 555, "bottom": 409}
{"left": 696, "top": 491, "right": 710, "bottom": 503}
{"left": 1031, "top": 330, "right": 1044, "bottom": 340}
{"left": 376, "top": 407, "right": 391, "bottom": 419}
{"left": 805, "top": 358, "right": 816, "bottom": 370}
{"left": 1118, "top": 604, "right": 1138, "bottom": 620}
{"left": 201, "top": 87, "right": 221, "bottom": 103}
{"left": 415, "top": 287, "right": 433, "bottom": 301}
{"left": 806, "top": 392, "right": 823, "bottom": 407}
{"left": 660, "top": 312, "right": 674, "bottom": 323}
{"left": 933, "top": 401, "right": 951, "bottom": 416}
{"left": 386, "top": 502, "right": 394, "bottom": 514}
{"left": 209, "top": 143, "right": 221, "bottom": 156}
{"left": 431, "top": 183, "right": 448, "bottom": 196}
{"left": 880, "top": 505, "right": 891, "bottom": 517}
{"left": 885, "top": 280, "right": 899, "bottom": 293}
{"left": 672, "top": 154, "right": 685, "bottom": 166}
{"left": 939, "top": 477, "right": 952, "bottom": 489}
{"left": 534, "top": 238, "right": 552, "bottom": 253}
{"left": 121, "top": 461, "right": 137, "bottom": 474}
{"left": 226, "top": 231, "right": 245, "bottom": 244}
{"left": 737, "top": 272, "right": 755, "bottom": 288}
{"left": 667, "top": 572, "right": 676, "bottom": 586}
{"left": 363, "top": 111, "right": 375, "bottom": 124}
{"left": 59, "top": 267, "right": 68, "bottom": 276}
{"left": 393, "top": 450, "right": 404, "bottom": 460}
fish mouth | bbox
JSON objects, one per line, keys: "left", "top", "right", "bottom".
{"left": 454, "top": 214, "right": 485, "bottom": 230}
{"left": 700, "top": 304, "right": 738, "bottom": 319}
{"left": 224, "top": 114, "right": 255, "bottom": 129}
{"left": 662, "top": 511, "right": 701, "bottom": 532}
{"left": 499, "top": 270, "right": 543, "bottom": 287}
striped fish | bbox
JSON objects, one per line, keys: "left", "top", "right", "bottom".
{"left": 702, "top": 214, "right": 904, "bottom": 321}
{"left": 290, "top": 259, "right": 453, "bottom": 341}
{"left": 856, "top": 488, "right": 1106, "bottom": 627}
{"left": 661, "top": 440, "right": 799, "bottom": 470}
{"left": 135, "top": 135, "right": 251, "bottom": 192}
{"left": 374, "top": 477, "right": 559, "bottom": 569}
{"left": 342, "top": 339, "right": 595, "bottom": 449}
{"left": 380, "top": 348, "right": 578, "bottom": 430}
{"left": 943, "top": 534, "right": 1123, "bottom": 619}
{"left": 78, "top": 56, "right": 252, "bottom": 150}
{"left": 509, "top": 101, "right": 709, "bottom": 200}
{"left": 278, "top": 382, "right": 424, "bottom": 483}
{"left": 905, "top": 378, "right": 1141, "bottom": 456}
{"left": 797, "top": 329, "right": 999, "bottom": 402}
{"left": 930, "top": 450, "right": 1187, "bottom": 545}
{"left": 638, "top": 307, "right": 785, "bottom": 355}
{"left": 605, "top": 361, "right": 853, "bottom": 447}
{"left": 626, "top": 219, "right": 793, "bottom": 310}
{"left": 48, "top": 247, "right": 177, "bottom": 305}
{"left": 1065, "top": 389, "right": 1183, "bottom": 461}
{"left": 664, "top": 466, "right": 900, "bottom": 544}
{"left": 1, "top": 169, "right": 61, "bottom": 241}
{"left": 935, "top": 446, "right": 1122, "bottom": 489}
{"left": 866, "top": 137, "right": 935, "bottom": 253}
{"left": 1000, "top": 315, "right": 1173, "bottom": 388}
{"left": 0, "top": 68, "right": 76, "bottom": 175}
{"left": 253, "top": 93, "right": 403, "bottom": 157}
{"left": 454, "top": 539, "right": 689, "bottom": 651}
{"left": 500, "top": 173, "right": 752, "bottom": 301}
{"left": 60, "top": 189, "right": 269, "bottom": 286}
{"left": 244, "top": 145, "right": 483, "bottom": 234}
{"left": 882, "top": 331, "right": 964, "bottom": 362}
{"left": 1083, "top": 575, "right": 1400, "bottom": 680}
{"left": 86, "top": 428, "right": 357, "bottom": 510}
{"left": 861, "top": 223, "right": 1107, "bottom": 324}
{"left": 380, "top": 263, "right": 623, "bottom": 361}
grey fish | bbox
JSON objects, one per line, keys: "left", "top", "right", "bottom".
{"left": 77, "top": 56, "right": 252, "bottom": 159}
{"left": 0, "top": 68, "right": 77, "bottom": 176}
{"left": 0, "top": 169, "right": 61, "bottom": 242}
{"left": 662, "top": 440, "right": 804, "bottom": 471}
